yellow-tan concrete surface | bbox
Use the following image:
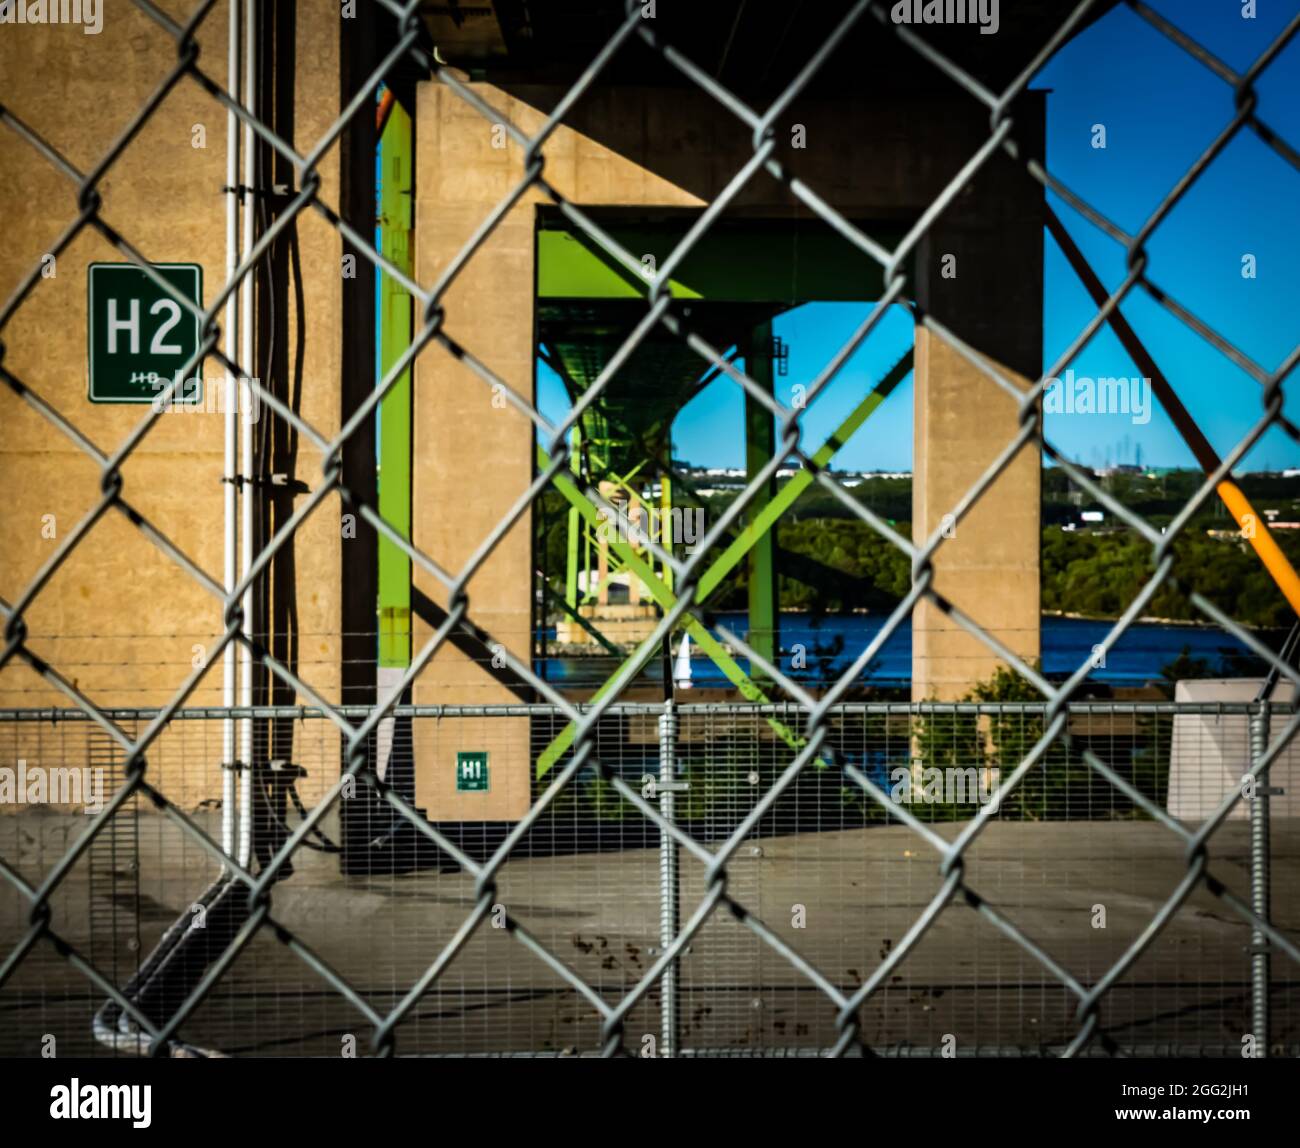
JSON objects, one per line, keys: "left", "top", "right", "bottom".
{"left": 411, "top": 83, "right": 704, "bottom": 820}
{"left": 0, "top": 1, "right": 343, "bottom": 810}
{"left": 912, "top": 328, "right": 1041, "bottom": 700}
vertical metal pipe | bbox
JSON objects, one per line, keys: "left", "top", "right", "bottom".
{"left": 236, "top": 0, "right": 258, "bottom": 870}
{"left": 566, "top": 425, "right": 581, "bottom": 610}
{"left": 658, "top": 699, "right": 679, "bottom": 1058}
{"left": 1250, "top": 701, "right": 1271, "bottom": 1056}
{"left": 660, "top": 473, "right": 673, "bottom": 592}
{"left": 221, "top": 0, "right": 241, "bottom": 863}
{"left": 744, "top": 323, "right": 777, "bottom": 677}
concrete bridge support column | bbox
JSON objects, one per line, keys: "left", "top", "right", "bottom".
{"left": 410, "top": 83, "right": 700, "bottom": 821}
{"left": 910, "top": 135, "right": 1044, "bottom": 702}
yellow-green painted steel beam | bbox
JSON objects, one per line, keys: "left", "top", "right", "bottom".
{"left": 533, "top": 348, "right": 913, "bottom": 778}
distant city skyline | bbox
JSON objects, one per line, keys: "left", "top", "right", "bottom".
{"left": 658, "top": 459, "right": 1298, "bottom": 479}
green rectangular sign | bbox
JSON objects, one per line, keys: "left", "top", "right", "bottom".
{"left": 455, "top": 751, "right": 489, "bottom": 793}
{"left": 88, "top": 262, "right": 203, "bottom": 404}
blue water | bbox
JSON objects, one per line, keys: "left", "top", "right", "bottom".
{"left": 539, "top": 614, "right": 1258, "bottom": 688}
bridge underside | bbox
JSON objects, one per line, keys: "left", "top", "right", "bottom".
{"left": 402, "top": 0, "right": 1108, "bottom": 819}
{"left": 536, "top": 215, "right": 908, "bottom": 664}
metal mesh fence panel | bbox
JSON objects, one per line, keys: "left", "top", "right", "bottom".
{"left": 0, "top": 701, "right": 1295, "bottom": 1056}
{"left": 1, "top": 0, "right": 1299, "bottom": 1057}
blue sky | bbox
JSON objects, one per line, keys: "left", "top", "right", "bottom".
{"left": 538, "top": 0, "right": 1300, "bottom": 473}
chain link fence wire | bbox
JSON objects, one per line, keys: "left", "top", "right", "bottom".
{"left": 1, "top": 0, "right": 1299, "bottom": 1056}
{"left": 1, "top": 699, "right": 1295, "bottom": 1055}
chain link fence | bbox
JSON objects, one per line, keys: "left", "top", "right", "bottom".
{"left": 1, "top": 0, "right": 1299, "bottom": 1057}
{"left": 2, "top": 699, "right": 1296, "bottom": 1055}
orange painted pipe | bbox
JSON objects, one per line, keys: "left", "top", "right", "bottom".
{"left": 1216, "top": 479, "right": 1300, "bottom": 614}
{"left": 377, "top": 89, "right": 396, "bottom": 136}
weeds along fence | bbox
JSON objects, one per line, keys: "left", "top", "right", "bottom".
{"left": 0, "top": 699, "right": 1296, "bottom": 1058}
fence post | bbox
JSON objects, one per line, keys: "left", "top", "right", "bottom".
{"left": 1249, "top": 701, "right": 1271, "bottom": 1056}
{"left": 658, "top": 699, "right": 680, "bottom": 1058}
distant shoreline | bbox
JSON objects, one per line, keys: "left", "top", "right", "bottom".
{"left": 554, "top": 606, "right": 1257, "bottom": 630}
{"left": 1039, "top": 609, "right": 1260, "bottom": 631}
{"left": 711, "top": 607, "right": 1255, "bottom": 630}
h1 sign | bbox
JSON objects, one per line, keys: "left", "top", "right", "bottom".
{"left": 455, "top": 751, "right": 489, "bottom": 793}
{"left": 88, "top": 263, "right": 203, "bottom": 404}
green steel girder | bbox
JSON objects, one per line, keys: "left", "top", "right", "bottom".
{"left": 539, "top": 301, "right": 782, "bottom": 478}
{"left": 537, "top": 445, "right": 820, "bottom": 778}
{"left": 534, "top": 348, "right": 914, "bottom": 779}
{"left": 377, "top": 95, "right": 414, "bottom": 669}
{"left": 544, "top": 578, "right": 622, "bottom": 657}
{"left": 534, "top": 212, "right": 913, "bottom": 775}
{"left": 537, "top": 219, "right": 899, "bottom": 303}
{"left": 695, "top": 349, "right": 914, "bottom": 601}
{"left": 536, "top": 214, "right": 901, "bottom": 482}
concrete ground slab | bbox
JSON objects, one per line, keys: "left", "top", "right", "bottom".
{"left": 1, "top": 813, "right": 1296, "bottom": 1057}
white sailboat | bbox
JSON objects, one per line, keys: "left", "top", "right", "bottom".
{"left": 673, "top": 632, "right": 693, "bottom": 690}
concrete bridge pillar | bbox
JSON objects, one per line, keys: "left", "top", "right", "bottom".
{"left": 911, "top": 133, "right": 1044, "bottom": 701}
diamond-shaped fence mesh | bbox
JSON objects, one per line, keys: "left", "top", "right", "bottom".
{"left": 1, "top": 0, "right": 1298, "bottom": 1058}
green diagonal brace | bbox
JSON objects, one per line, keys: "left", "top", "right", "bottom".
{"left": 537, "top": 455, "right": 810, "bottom": 777}
{"left": 697, "top": 349, "right": 913, "bottom": 602}
{"left": 544, "top": 578, "right": 622, "bottom": 657}
{"left": 535, "top": 347, "right": 913, "bottom": 778}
